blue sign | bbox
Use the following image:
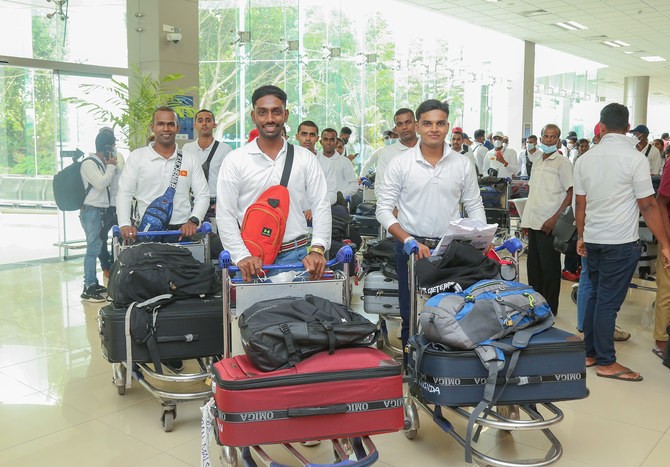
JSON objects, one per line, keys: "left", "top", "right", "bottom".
{"left": 174, "top": 95, "right": 194, "bottom": 140}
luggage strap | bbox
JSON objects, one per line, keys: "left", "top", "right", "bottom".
{"left": 280, "top": 323, "right": 301, "bottom": 367}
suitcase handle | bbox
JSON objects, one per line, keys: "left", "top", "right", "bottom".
{"left": 112, "top": 222, "right": 212, "bottom": 239}
{"left": 287, "top": 404, "right": 348, "bottom": 417}
{"left": 219, "top": 245, "right": 353, "bottom": 272}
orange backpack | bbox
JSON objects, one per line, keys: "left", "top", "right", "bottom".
{"left": 241, "top": 144, "right": 294, "bottom": 264}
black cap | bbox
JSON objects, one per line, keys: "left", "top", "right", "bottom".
{"left": 629, "top": 124, "right": 650, "bottom": 135}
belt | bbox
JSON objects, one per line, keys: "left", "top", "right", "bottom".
{"left": 81, "top": 205, "right": 107, "bottom": 211}
{"left": 279, "top": 235, "right": 309, "bottom": 253}
{"left": 413, "top": 236, "right": 441, "bottom": 249}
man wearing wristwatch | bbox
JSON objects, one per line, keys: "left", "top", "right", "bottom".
{"left": 117, "top": 106, "right": 210, "bottom": 242}
{"left": 216, "top": 85, "right": 331, "bottom": 282}
{"left": 483, "top": 131, "right": 518, "bottom": 178}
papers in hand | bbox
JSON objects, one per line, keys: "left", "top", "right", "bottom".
{"left": 432, "top": 218, "right": 497, "bottom": 256}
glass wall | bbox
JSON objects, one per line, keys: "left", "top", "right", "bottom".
{"left": 198, "top": 0, "right": 524, "bottom": 171}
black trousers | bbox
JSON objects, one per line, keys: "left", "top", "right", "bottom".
{"left": 526, "top": 228, "right": 561, "bottom": 315}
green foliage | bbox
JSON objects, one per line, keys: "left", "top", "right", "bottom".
{"left": 65, "top": 67, "right": 196, "bottom": 150}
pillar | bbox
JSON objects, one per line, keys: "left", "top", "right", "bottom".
{"left": 520, "top": 40, "right": 535, "bottom": 142}
{"left": 623, "top": 76, "right": 650, "bottom": 127}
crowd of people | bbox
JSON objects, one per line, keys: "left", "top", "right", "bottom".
{"left": 76, "top": 84, "right": 670, "bottom": 382}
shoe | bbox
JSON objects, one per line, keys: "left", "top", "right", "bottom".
{"left": 613, "top": 326, "right": 631, "bottom": 341}
{"left": 300, "top": 440, "right": 321, "bottom": 447}
{"left": 164, "top": 360, "right": 184, "bottom": 373}
{"left": 91, "top": 284, "right": 108, "bottom": 295}
{"left": 561, "top": 270, "right": 579, "bottom": 282}
{"left": 81, "top": 285, "right": 106, "bottom": 302}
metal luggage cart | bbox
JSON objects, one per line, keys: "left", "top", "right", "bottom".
{"left": 107, "top": 223, "right": 217, "bottom": 432}
{"left": 479, "top": 176, "right": 512, "bottom": 242}
{"left": 402, "top": 238, "right": 568, "bottom": 467}
{"left": 213, "top": 246, "right": 382, "bottom": 467}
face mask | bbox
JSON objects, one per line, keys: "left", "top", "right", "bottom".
{"left": 539, "top": 143, "right": 557, "bottom": 153}
{"left": 567, "top": 143, "right": 575, "bottom": 150}
{"left": 502, "top": 142, "right": 509, "bottom": 149}
{"left": 526, "top": 143, "right": 535, "bottom": 151}
{"left": 493, "top": 140, "right": 503, "bottom": 149}
{"left": 384, "top": 138, "right": 397, "bottom": 146}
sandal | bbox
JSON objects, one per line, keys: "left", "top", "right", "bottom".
{"left": 652, "top": 348, "right": 664, "bottom": 360}
{"left": 596, "top": 369, "right": 643, "bottom": 382}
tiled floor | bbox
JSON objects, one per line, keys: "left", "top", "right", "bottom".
{"left": 1, "top": 255, "right": 669, "bottom": 466}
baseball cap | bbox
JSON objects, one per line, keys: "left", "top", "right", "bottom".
{"left": 493, "top": 131, "right": 504, "bottom": 138}
{"left": 462, "top": 132, "right": 470, "bottom": 140}
{"left": 629, "top": 124, "right": 650, "bottom": 135}
{"left": 567, "top": 131, "right": 578, "bottom": 141}
{"left": 452, "top": 127, "right": 463, "bottom": 134}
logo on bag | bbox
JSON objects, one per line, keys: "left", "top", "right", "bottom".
{"left": 555, "top": 373, "right": 582, "bottom": 381}
{"left": 383, "top": 398, "right": 403, "bottom": 408}
{"left": 261, "top": 227, "right": 272, "bottom": 237}
{"left": 240, "top": 411, "right": 274, "bottom": 422}
{"left": 433, "top": 376, "right": 462, "bottom": 386}
{"left": 347, "top": 402, "right": 369, "bottom": 412}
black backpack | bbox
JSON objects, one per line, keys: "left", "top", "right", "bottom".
{"left": 238, "top": 295, "right": 378, "bottom": 372}
{"left": 108, "top": 243, "right": 220, "bottom": 306}
{"left": 53, "top": 156, "right": 104, "bottom": 211}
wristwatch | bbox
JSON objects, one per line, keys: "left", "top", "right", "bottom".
{"left": 188, "top": 216, "right": 200, "bottom": 226}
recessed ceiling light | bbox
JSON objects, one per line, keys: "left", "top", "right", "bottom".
{"left": 602, "top": 41, "right": 621, "bottom": 48}
{"left": 555, "top": 22, "right": 578, "bottom": 31}
{"left": 612, "top": 40, "right": 630, "bottom": 47}
{"left": 641, "top": 56, "right": 666, "bottom": 62}
{"left": 623, "top": 51, "right": 635, "bottom": 55}
{"left": 566, "top": 21, "right": 588, "bottom": 30}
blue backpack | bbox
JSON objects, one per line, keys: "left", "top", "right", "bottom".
{"left": 416, "top": 279, "right": 554, "bottom": 462}
{"left": 138, "top": 151, "right": 182, "bottom": 239}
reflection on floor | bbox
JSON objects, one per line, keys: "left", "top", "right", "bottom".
{"left": 0, "top": 255, "right": 669, "bottom": 467}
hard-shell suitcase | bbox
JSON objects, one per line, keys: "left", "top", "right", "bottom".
{"left": 353, "top": 215, "right": 380, "bottom": 237}
{"left": 98, "top": 296, "right": 224, "bottom": 363}
{"left": 212, "top": 347, "right": 404, "bottom": 447}
{"left": 408, "top": 326, "right": 587, "bottom": 406}
{"left": 363, "top": 271, "right": 400, "bottom": 315}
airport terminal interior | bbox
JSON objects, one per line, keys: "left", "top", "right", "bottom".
{"left": 2, "top": 1, "right": 670, "bottom": 466}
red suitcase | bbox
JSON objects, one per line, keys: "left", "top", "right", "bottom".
{"left": 212, "top": 347, "right": 404, "bottom": 447}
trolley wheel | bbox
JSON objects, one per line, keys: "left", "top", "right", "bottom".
{"left": 403, "top": 399, "right": 419, "bottom": 440}
{"left": 161, "top": 409, "right": 176, "bottom": 432}
{"left": 376, "top": 333, "right": 384, "bottom": 349}
{"left": 571, "top": 285, "right": 578, "bottom": 304}
{"left": 219, "top": 446, "right": 239, "bottom": 467}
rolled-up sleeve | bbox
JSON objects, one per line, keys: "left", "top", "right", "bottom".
{"left": 376, "top": 158, "right": 402, "bottom": 231}
{"left": 216, "top": 157, "right": 250, "bottom": 263}
{"left": 306, "top": 156, "right": 332, "bottom": 250}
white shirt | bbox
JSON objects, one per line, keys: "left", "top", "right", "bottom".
{"left": 360, "top": 146, "right": 383, "bottom": 178}
{"left": 182, "top": 139, "right": 232, "bottom": 197}
{"left": 216, "top": 140, "right": 332, "bottom": 263}
{"left": 520, "top": 151, "right": 573, "bottom": 230}
{"left": 517, "top": 149, "right": 531, "bottom": 176}
{"left": 116, "top": 144, "right": 209, "bottom": 227}
{"left": 376, "top": 144, "right": 486, "bottom": 238}
{"left": 483, "top": 148, "right": 518, "bottom": 178}
{"left": 108, "top": 153, "right": 124, "bottom": 207}
{"left": 472, "top": 142, "right": 488, "bottom": 173}
{"left": 375, "top": 141, "right": 414, "bottom": 196}
{"left": 81, "top": 156, "right": 116, "bottom": 208}
{"left": 457, "top": 147, "right": 478, "bottom": 173}
{"left": 574, "top": 133, "right": 654, "bottom": 244}
{"left": 313, "top": 151, "right": 337, "bottom": 206}
{"left": 319, "top": 151, "right": 358, "bottom": 198}
{"left": 639, "top": 143, "right": 663, "bottom": 175}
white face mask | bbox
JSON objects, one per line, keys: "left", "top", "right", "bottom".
{"left": 502, "top": 142, "right": 509, "bottom": 149}
{"left": 493, "top": 140, "right": 503, "bottom": 149}
{"left": 567, "top": 143, "right": 575, "bottom": 150}
{"left": 526, "top": 143, "right": 535, "bottom": 151}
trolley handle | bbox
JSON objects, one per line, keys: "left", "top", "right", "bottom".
{"left": 494, "top": 236, "right": 523, "bottom": 255}
{"left": 219, "top": 245, "right": 353, "bottom": 272}
{"left": 112, "top": 222, "right": 212, "bottom": 239}
{"left": 360, "top": 176, "right": 374, "bottom": 189}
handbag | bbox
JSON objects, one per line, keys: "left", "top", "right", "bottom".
{"left": 552, "top": 206, "right": 577, "bottom": 254}
{"left": 138, "top": 151, "right": 183, "bottom": 235}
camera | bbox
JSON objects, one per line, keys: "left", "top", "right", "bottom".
{"left": 167, "top": 32, "right": 182, "bottom": 43}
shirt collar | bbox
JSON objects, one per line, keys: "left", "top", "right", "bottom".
{"left": 247, "top": 137, "right": 288, "bottom": 159}
{"left": 414, "top": 143, "right": 454, "bottom": 164}
{"left": 149, "top": 142, "right": 178, "bottom": 160}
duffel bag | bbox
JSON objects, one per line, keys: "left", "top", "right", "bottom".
{"left": 239, "top": 295, "right": 378, "bottom": 371}
{"left": 108, "top": 243, "right": 220, "bottom": 306}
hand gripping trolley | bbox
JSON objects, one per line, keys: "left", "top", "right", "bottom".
{"left": 402, "top": 238, "right": 588, "bottom": 466}
{"left": 99, "top": 224, "right": 221, "bottom": 432}
{"left": 209, "top": 246, "right": 404, "bottom": 467}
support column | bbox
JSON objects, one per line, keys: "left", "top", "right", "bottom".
{"left": 624, "top": 76, "right": 650, "bottom": 127}
{"left": 126, "top": 0, "right": 199, "bottom": 142}
{"left": 521, "top": 40, "right": 535, "bottom": 141}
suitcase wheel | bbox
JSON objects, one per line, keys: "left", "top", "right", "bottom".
{"left": 403, "top": 399, "right": 419, "bottom": 440}
{"left": 571, "top": 285, "right": 578, "bottom": 304}
{"left": 161, "top": 408, "right": 176, "bottom": 432}
{"left": 218, "top": 446, "right": 240, "bottom": 467}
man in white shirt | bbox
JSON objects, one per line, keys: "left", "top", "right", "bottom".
{"left": 182, "top": 109, "right": 233, "bottom": 224}
{"left": 450, "top": 128, "right": 478, "bottom": 173}
{"left": 566, "top": 132, "right": 579, "bottom": 163}
{"left": 319, "top": 128, "right": 358, "bottom": 199}
{"left": 79, "top": 128, "right": 118, "bottom": 302}
{"left": 483, "top": 131, "right": 518, "bottom": 178}
{"left": 375, "top": 108, "right": 419, "bottom": 196}
{"left": 471, "top": 129, "right": 488, "bottom": 174}
{"left": 216, "top": 85, "right": 331, "bottom": 282}
{"left": 376, "top": 99, "right": 486, "bottom": 354}
{"left": 575, "top": 103, "right": 670, "bottom": 381}
{"left": 520, "top": 124, "right": 573, "bottom": 316}
{"left": 116, "top": 106, "right": 210, "bottom": 242}
{"left": 296, "top": 120, "right": 320, "bottom": 156}
{"left": 517, "top": 134, "right": 541, "bottom": 177}
{"left": 630, "top": 124, "right": 663, "bottom": 175}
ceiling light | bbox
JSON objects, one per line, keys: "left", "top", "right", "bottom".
{"left": 623, "top": 51, "right": 635, "bottom": 55}
{"left": 566, "top": 21, "right": 588, "bottom": 30}
{"left": 602, "top": 41, "right": 622, "bottom": 48}
{"left": 520, "top": 9, "right": 548, "bottom": 17}
{"left": 555, "top": 22, "right": 578, "bottom": 31}
{"left": 641, "top": 56, "right": 666, "bottom": 62}
{"left": 612, "top": 40, "right": 630, "bottom": 47}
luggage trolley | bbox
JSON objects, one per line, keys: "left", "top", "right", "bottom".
{"left": 402, "top": 238, "right": 578, "bottom": 467}
{"left": 103, "top": 224, "right": 218, "bottom": 432}
{"left": 212, "top": 246, "right": 386, "bottom": 467}
{"left": 479, "top": 176, "right": 512, "bottom": 241}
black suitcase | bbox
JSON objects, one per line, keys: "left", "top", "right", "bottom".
{"left": 99, "top": 296, "right": 224, "bottom": 363}
{"left": 353, "top": 215, "right": 380, "bottom": 237}
{"left": 408, "top": 327, "right": 587, "bottom": 406}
